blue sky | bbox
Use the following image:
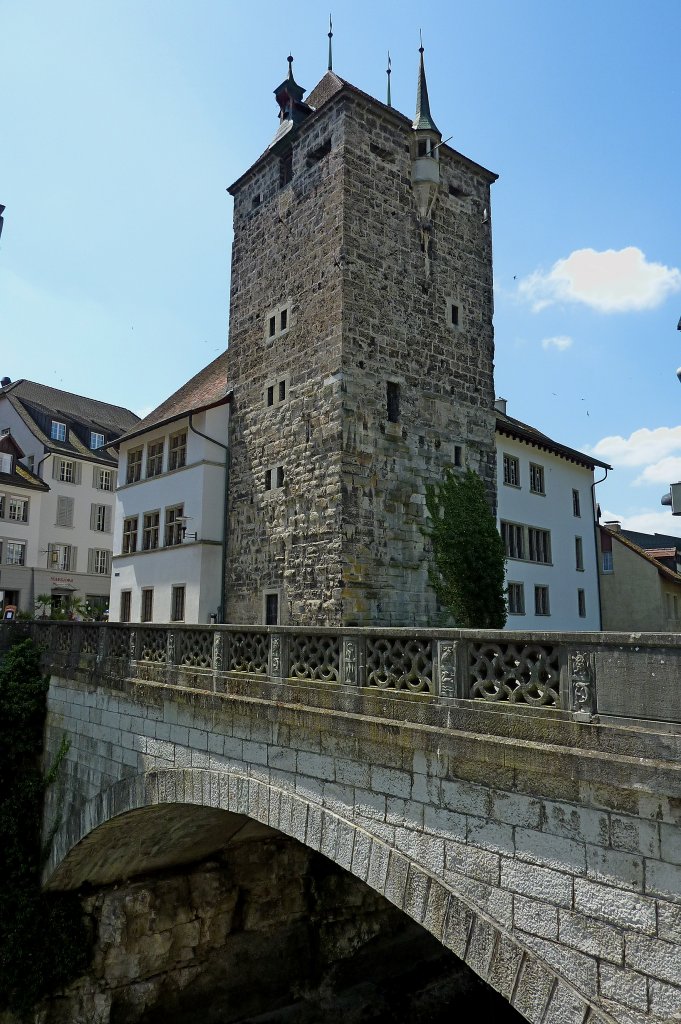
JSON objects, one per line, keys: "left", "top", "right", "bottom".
{"left": 2, "top": 0, "right": 681, "bottom": 534}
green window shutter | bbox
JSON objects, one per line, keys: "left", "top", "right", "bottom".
{"left": 74, "top": 462, "right": 82, "bottom": 485}
{"left": 52, "top": 457, "right": 60, "bottom": 480}
{"left": 70, "top": 546, "right": 77, "bottom": 571}
{"left": 104, "top": 505, "right": 112, "bottom": 532}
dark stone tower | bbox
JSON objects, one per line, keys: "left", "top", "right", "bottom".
{"left": 225, "top": 51, "right": 497, "bottom": 626}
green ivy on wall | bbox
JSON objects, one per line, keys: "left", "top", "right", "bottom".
{"left": 0, "top": 638, "right": 90, "bottom": 1017}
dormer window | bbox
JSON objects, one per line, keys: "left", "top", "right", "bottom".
{"left": 51, "top": 420, "right": 66, "bottom": 442}
{"left": 0, "top": 453, "right": 12, "bottom": 474}
{"left": 90, "top": 431, "right": 105, "bottom": 450}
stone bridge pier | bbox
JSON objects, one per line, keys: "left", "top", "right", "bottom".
{"left": 19, "top": 622, "right": 681, "bottom": 1023}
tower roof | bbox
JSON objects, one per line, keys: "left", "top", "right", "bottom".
{"left": 412, "top": 46, "right": 440, "bottom": 135}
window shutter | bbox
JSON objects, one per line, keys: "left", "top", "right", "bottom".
{"left": 104, "top": 505, "right": 112, "bottom": 532}
{"left": 56, "top": 496, "right": 74, "bottom": 527}
{"left": 70, "top": 546, "right": 77, "bottom": 571}
{"left": 90, "top": 504, "right": 96, "bottom": 531}
{"left": 105, "top": 551, "right": 111, "bottom": 574}
{"left": 47, "top": 542, "right": 55, "bottom": 566}
{"left": 74, "top": 462, "right": 82, "bottom": 484}
{"left": 87, "top": 549, "right": 95, "bottom": 573}
{"left": 52, "top": 458, "right": 60, "bottom": 480}
{"left": 92, "top": 466, "right": 98, "bottom": 487}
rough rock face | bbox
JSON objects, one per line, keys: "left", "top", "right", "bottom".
{"left": 15, "top": 835, "right": 521, "bottom": 1023}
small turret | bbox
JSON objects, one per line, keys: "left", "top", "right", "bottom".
{"left": 411, "top": 44, "right": 441, "bottom": 222}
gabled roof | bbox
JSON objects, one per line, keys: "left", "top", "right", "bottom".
{"left": 496, "top": 411, "right": 611, "bottom": 471}
{"left": 601, "top": 525, "right": 681, "bottom": 587}
{"left": 620, "top": 528, "right": 681, "bottom": 551}
{"left": 0, "top": 379, "right": 139, "bottom": 465}
{"left": 0, "top": 434, "right": 49, "bottom": 492}
{"left": 228, "top": 70, "right": 497, "bottom": 195}
{"left": 116, "top": 351, "right": 231, "bottom": 444}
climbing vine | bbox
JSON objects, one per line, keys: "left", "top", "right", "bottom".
{"left": 0, "top": 637, "right": 90, "bottom": 1017}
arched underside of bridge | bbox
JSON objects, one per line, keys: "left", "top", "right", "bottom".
{"left": 46, "top": 768, "right": 604, "bottom": 1024}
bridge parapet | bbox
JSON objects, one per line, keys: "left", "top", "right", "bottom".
{"left": 6, "top": 620, "right": 681, "bottom": 727}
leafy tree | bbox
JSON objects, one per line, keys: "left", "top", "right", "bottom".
{"left": 424, "top": 467, "right": 507, "bottom": 628}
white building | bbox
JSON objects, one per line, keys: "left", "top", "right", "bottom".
{"left": 109, "top": 353, "right": 230, "bottom": 625}
{"left": 0, "top": 431, "right": 48, "bottom": 611}
{"left": 0, "top": 378, "right": 138, "bottom": 616}
{"left": 495, "top": 400, "right": 610, "bottom": 630}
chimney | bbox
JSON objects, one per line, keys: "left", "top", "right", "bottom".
{"left": 494, "top": 397, "right": 507, "bottom": 415}
{"left": 603, "top": 520, "right": 621, "bottom": 533}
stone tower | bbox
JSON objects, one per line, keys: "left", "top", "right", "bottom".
{"left": 225, "top": 49, "right": 497, "bottom": 627}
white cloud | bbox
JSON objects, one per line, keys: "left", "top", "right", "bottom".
{"left": 541, "top": 335, "right": 573, "bottom": 351}
{"left": 518, "top": 247, "right": 681, "bottom": 313}
{"left": 600, "top": 508, "right": 681, "bottom": 538}
{"left": 634, "top": 457, "right": 681, "bottom": 487}
{"left": 590, "top": 426, "right": 681, "bottom": 467}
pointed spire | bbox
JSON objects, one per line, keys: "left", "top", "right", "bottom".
{"left": 328, "top": 14, "right": 333, "bottom": 71}
{"left": 412, "top": 37, "right": 440, "bottom": 135}
{"left": 386, "top": 52, "right": 392, "bottom": 107}
{"left": 287, "top": 53, "right": 295, "bottom": 83}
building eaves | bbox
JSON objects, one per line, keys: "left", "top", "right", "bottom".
{"left": 603, "top": 526, "right": 681, "bottom": 586}
{"left": 0, "top": 378, "right": 138, "bottom": 432}
{"left": 227, "top": 71, "right": 498, "bottom": 195}
{"left": 116, "top": 351, "right": 232, "bottom": 445}
{"left": 496, "top": 412, "right": 611, "bottom": 471}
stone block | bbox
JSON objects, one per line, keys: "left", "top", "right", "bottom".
{"left": 501, "top": 857, "right": 573, "bottom": 907}
{"left": 441, "top": 895, "right": 473, "bottom": 959}
{"left": 423, "top": 804, "right": 465, "bottom": 840}
{"left": 558, "top": 908, "right": 623, "bottom": 963}
{"left": 383, "top": 849, "right": 409, "bottom": 911}
{"left": 599, "top": 963, "right": 648, "bottom": 1012}
{"left": 465, "top": 916, "right": 497, "bottom": 984}
{"left": 187, "top": 728, "right": 208, "bottom": 750}
{"left": 350, "top": 828, "right": 371, "bottom": 881}
{"left": 492, "top": 790, "right": 543, "bottom": 829}
{"left": 610, "top": 814, "right": 660, "bottom": 858}
{"left": 468, "top": 817, "right": 515, "bottom": 857}
{"left": 334, "top": 756, "right": 369, "bottom": 787}
{"left": 394, "top": 826, "right": 444, "bottom": 875}
{"left": 648, "top": 977, "right": 681, "bottom": 1018}
{"left": 513, "top": 894, "right": 559, "bottom": 939}
{"left": 366, "top": 839, "right": 390, "bottom": 897}
{"left": 411, "top": 772, "right": 440, "bottom": 804}
{"left": 625, "top": 931, "right": 681, "bottom": 986}
{"left": 403, "top": 866, "right": 429, "bottom": 925}
{"left": 486, "top": 931, "right": 524, "bottom": 1002}
{"left": 369, "top": 765, "right": 412, "bottom": 799}
{"left": 354, "top": 787, "right": 386, "bottom": 821}
{"left": 542, "top": 981, "right": 589, "bottom": 1024}
{"left": 516, "top": 932, "right": 598, "bottom": 995}
{"left": 512, "top": 955, "right": 555, "bottom": 1024}
{"left": 573, "top": 877, "right": 656, "bottom": 933}
{"left": 660, "top": 821, "right": 681, "bottom": 865}
{"left": 586, "top": 844, "right": 644, "bottom": 892}
{"left": 296, "top": 750, "right": 335, "bottom": 780}
{"left": 387, "top": 796, "right": 424, "bottom": 829}
{"left": 445, "top": 837, "right": 500, "bottom": 886}
{"left": 441, "top": 778, "right": 490, "bottom": 817}
{"left": 515, "top": 827, "right": 586, "bottom": 875}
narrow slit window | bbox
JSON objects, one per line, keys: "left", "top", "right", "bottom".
{"left": 276, "top": 465, "right": 284, "bottom": 488}
{"left": 278, "top": 380, "right": 286, "bottom": 402}
{"left": 451, "top": 303, "right": 459, "bottom": 327}
{"left": 454, "top": 445, "right": 462, "bottom": 467}
{"left": 280, "top": 308, "right": 288, "bottom": 332}
{"left": 269, "top": 316, "right": 276, "bottom": 338}
{"left": 267, "top": 385, "right": 274, "bottom": 407}
{"left": 265, "top": 469, "right": 272, "bottom": 491}
{"left": 387, "top": 381, "right": 400, "bottom": 423}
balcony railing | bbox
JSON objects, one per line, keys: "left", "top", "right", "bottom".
{"left": 3, "top": 620, "right": 681, "bottom": 726}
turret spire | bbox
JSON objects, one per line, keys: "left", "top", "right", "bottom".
{"left": 386, "top": 52, "right": 392, "bottom": 107}
{"left": 412, "top": 38, "right": 440, "bottom": 136}
{"left": 328, "top": 14, "right": 333, "bottom": 71}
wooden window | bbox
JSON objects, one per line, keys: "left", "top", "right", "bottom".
{"left": 602, "top": 551, "right": 614, "bottom": 573}
{"left": 387, "top": 381, "right": 400, "bottom": 423}
{"left": 94, "top": 467, "right": 113, "bottom": 490}
{"left": 88, "top": 548, "right": 110, "bottom": 575}
{"left": 164, "top": 505, "right": 184, "bottom": 547}
{"left": 122, "top": 516, "right": 138, "bottom": 554}
{"left": 529, "top": 463, "right": 545, "bottom": 495}
{"left": 6, "top": 541, "right": 25, "bottom": 565}
{"left": 127, "top": 448, "right": 142, "bottom": 484}
{"left": 503, "top": 454, "right": 520, "bottom": 487}
{"left": 143, "top": 511, "right": 160, "bottom": 550}
{"left": 578, "top": 589, "right": 586, "bottom": 618}
{"left": 120, "top": 590, "right": 131, "bottom": 623}
{"left": 535, "top": 585, "right": 550, "bottom": 616}
{"left": 48, "top": 543, "right": 75, "bottom": 571}
{"left": 141, "top": 588, "right": 154, "bottom": 622}
{"left": 56, "top": 496, "right": 74, "bottom": 528}
{"left": 90, "top": 431, "right": 105, "bottom": 450}
{"left": 528, "top": 528, "right": 551, "bottom": 564}
{"left": 8, "top": 497, "right": 28, "bottom": 522}
{"left": 146, "top": 441, "right": 164, "bottom": 478}
{"left": 575, "top": 536, "right": 584, "bottom": 571}
{"left": 171, "top": 585, "right": 185, "bottom": 622}
{"left": 51, "top": 420, "right": 66, "bottom": 441}
{"left": 507, "top": 582, "right": 525, "bottom": 615}
{"left": 500, "top": 521, "right": 524, "bottom": 560}
{"left": 169, "top": 431, "right": 187, "bottom": 471}
{"left": 90, "top": 503, "right": 112, "bottom": 533}
{"left": 53, "top": 458, "right": 81, "bottom": 484}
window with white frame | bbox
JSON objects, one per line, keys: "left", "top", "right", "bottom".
{"left": 507, "top": 582, "right": 525, "bottom": 615}
{"left": 90, "top": 503, "right": 112, "bottom": 533}
{"left": 146, "top": 440, "right": 164, "bottom": 478}
{"left": 534, "top": 585, "right": 550, "bottom": 616}
{"left": 94, "top": 467, "right": 113, "bottom": 491}
{"left": 88, "top": 548, "right": 110, "bottom": 575}
{"left": 6, "top": 541, "right": 25, "bottom": 565}
{"left": 143, "top": 511, "right": 160, "bottom": 550}
{"left": 90, "top": 432, "right": 105, "bottom": 450}
{"left": 48, "top": 543, "right": 74, "bottom": 571}
{"left": 54, "top": 458, "right": 80, "bottom": 484}
{"left": 51, "top": 420, "right": 66, "bottom": 442}
{"left": 528, "top": 527, "right": 551, "bottom": 564}
{"left": 7, "top": 496, "right": 28, "bottom": 522}
{"left": 168, "top": 431, "right": 187, "bottom": 471}
{"left": 122, "top": 516, "right": 138, "bottom": 554}
{"left": 529, "top": 463, "right": 545, "bottom": 495}
{"left": 602, "top": 551, "right": 614, "bottom": 572}
{"left": 0, "top": 454, "right": 11, "bottom": 474}
{"left": 126, "top": 448, "right": 142, "bottom": 484}
{"left": 164, "top": 504, "right": 184, "bottom": 546}
{"left": 502, "top": 454, "right": 520, "bottom": 487}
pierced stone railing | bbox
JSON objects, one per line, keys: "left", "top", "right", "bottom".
{"left": 4, "top": 620, "right": 681, "bottom": 726}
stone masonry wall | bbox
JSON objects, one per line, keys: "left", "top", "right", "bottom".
{"left": 44, "top": 673, "right": 681, "bottom": 1024}
{"left": 339, "top": 96, "right": 497, "bottom": 625}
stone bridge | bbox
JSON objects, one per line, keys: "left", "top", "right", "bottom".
{"left": 8, "top": 621, "right": 681, "bottom": 1023}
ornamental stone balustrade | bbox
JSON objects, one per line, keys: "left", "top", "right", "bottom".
{"left": 3, "top": 621, "right": 681, "bottom": 1023}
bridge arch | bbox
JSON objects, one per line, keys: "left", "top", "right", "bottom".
{"left": 47, "top": 767, "right": 608, "bottom": 1024}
